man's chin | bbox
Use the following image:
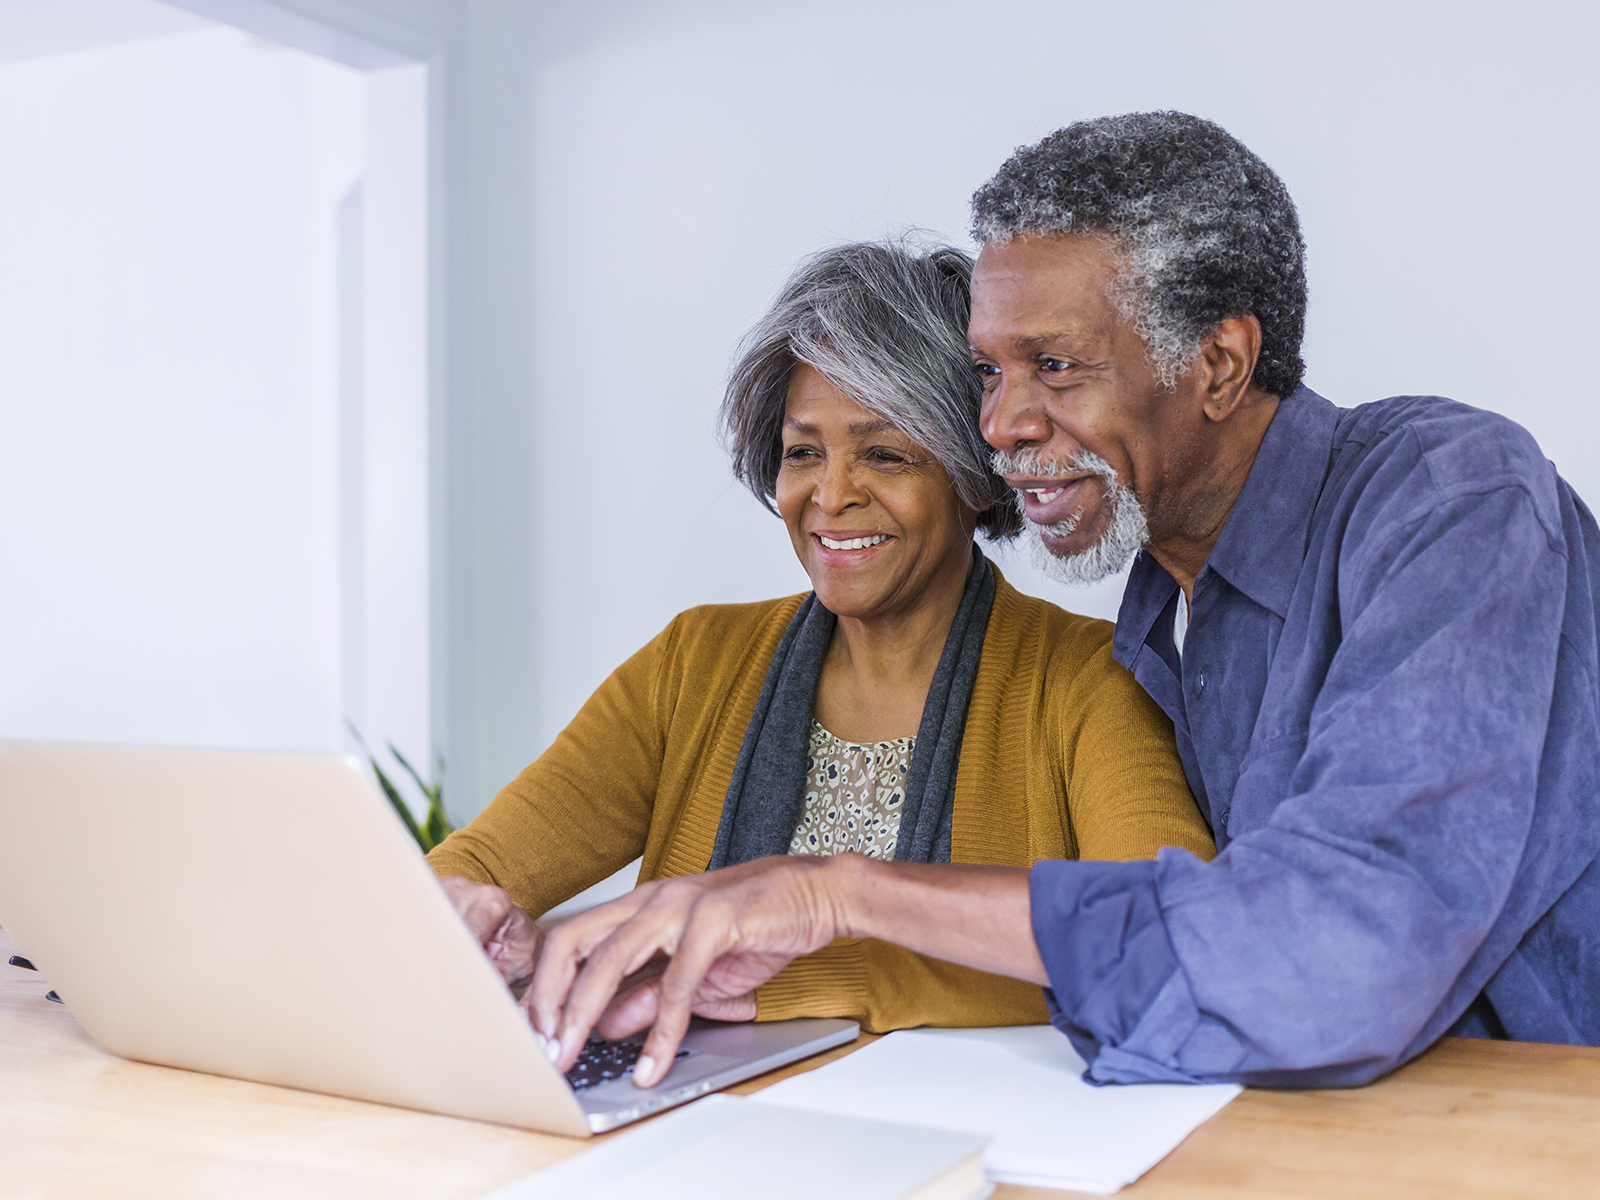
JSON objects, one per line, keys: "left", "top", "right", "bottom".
{"left": 1035, "top": 523, "right": 1103, "bottom": 561}
{"left": 1023, "top": 507, "right": 1148, "bottom": 587}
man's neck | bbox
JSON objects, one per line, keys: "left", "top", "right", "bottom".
{"left": 1147, "top": 390, "right": 1281, "bottom": 601}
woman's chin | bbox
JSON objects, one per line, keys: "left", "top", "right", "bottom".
{"left": 810, "top": 578, "right": 896, "bottom": 620}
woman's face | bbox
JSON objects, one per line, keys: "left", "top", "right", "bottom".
{"left": 777, "top": 365, "right": 977, "bottom": 622}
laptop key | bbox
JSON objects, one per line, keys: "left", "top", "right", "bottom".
{"left": 563, "top": 1036, "right": 691, "bottom": 1092}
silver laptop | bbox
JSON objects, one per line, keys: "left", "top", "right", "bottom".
{"left": 0, "top": 741, "right": 857, "bottom": 1135}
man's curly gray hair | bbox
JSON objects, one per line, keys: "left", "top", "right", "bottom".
{"left": 721, "top": 239, "right": 1020, "bottom": 539}
{"left": 971, "top": 111, "right": 1308, "bottom": 398}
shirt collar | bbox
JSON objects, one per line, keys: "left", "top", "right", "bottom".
{"left": 1114, "top": 386, "right": 1339, "bottom": 664}
{"left": 1203, "top": 386, "right": 1340, "bottom": 618}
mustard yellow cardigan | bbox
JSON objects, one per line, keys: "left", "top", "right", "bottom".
{"left": 429, "top": 569, "right": 1214, "bottom": 1031}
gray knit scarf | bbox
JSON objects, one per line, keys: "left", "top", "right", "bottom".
{"left": 707, "top": 548, "right": 995, "bottom": 869}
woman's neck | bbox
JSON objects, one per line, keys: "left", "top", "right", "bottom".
{"left": 813, "top": 546, "right": 974, "bottom": 743}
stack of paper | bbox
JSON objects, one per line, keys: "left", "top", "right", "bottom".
{"left": 481, "top": 1092, "right": 991, "bottom": 1200}
{"left": 751, "top": 1025, "right": 1240, "bottom": 1193}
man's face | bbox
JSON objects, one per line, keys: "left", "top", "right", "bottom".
{"left": 968, "top": 234, "right": 1200, "bottom": 577}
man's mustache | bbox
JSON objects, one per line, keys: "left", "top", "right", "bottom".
{"left": 991, "top": 447, "right": 1119, "bottom": 482}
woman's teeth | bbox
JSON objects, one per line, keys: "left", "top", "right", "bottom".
{"left": 1026, "top": 487, "right": 1066, "bottom": 503}
{"left": 819, "top": 534, "right": 889, "bottom": 550}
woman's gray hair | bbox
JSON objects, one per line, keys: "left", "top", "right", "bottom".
{"left": 720, "top": 240, "right": 1019, "bottom": 539}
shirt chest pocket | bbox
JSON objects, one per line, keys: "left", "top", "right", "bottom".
{"left": 1225, "top": 730, "right": 1308, "bottom": 843}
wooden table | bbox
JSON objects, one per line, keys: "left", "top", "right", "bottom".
{"left": 3, "top": 927, "right": 1597, "bottom": 1198}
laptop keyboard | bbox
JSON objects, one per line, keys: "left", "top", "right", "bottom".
{"left": 564, "top": 1036, "right": 691, "bottom": 1092}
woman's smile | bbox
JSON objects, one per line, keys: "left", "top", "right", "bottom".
{"left": 811, "top": 530, "right": 894, "bottom": 564}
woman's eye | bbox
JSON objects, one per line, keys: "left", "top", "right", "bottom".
{"left": 782, "top": 446, "right": 818, "bottom": 463}
{"left": 867, "top": 448, "right": 912, "bottom": 467}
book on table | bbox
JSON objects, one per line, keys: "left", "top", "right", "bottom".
{"left": 479, "top": 1092, "right": 991, "bottom": 1200}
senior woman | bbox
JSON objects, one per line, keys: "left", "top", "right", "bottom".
{"left": 428, "top": 240, "right": 1212, "bottom": 1035}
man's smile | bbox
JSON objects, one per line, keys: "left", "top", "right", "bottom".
{"left": 1004, "top": 474, "right": 1099, "bottom": 526}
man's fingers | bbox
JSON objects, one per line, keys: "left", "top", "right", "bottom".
{"left": 634, "top": 899, "right": 727, "bottom": 1087}
{"left": 554, "top": 920, "right": 677, "bottom": 1071}
{"left": 596, "top": 978, "right": 661, "bottom": 1040}
{"left": 525, "top": 918, "right": 592, "bottom": 1039}
{"left": 525, "top": 888, "right": 659, "bottom": 1033}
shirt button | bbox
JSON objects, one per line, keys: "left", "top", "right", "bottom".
{"left": 1194, "top": 672, "right": 1206, "bottom": 693}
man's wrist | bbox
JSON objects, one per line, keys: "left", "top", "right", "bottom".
{"left": 817, "top": 851, "right": 880, "bottom": 941}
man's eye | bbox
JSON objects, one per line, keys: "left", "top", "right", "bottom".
{"left": 1040, "top": 357, "right": 1071, "bottom": 373}
{"left": 973, "top": 362, "right": 1000, "bottom": 378}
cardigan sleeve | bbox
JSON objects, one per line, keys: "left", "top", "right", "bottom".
{"left": 754, "top": 938, "right": 1051, "bottom": 1030}
{"left": 1059, "top": 641, "right": 1215, "bottom": 863}
{"left": 426, "top": 618, "right": 680, "bottom": 919}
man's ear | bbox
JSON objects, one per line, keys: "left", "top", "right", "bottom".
{"left": 1199, "top": 314, "right": 1263, "bottom": 422}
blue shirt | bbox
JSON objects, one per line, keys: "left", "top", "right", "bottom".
{"left": 1031, "top": 388, "right": 1600, "bottom": 1087}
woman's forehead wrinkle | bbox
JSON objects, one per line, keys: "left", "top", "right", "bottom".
{"left": 848, "top": 418, "right": 897, "bottom": 435}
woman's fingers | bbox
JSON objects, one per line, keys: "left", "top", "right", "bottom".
{"left": 594, "top": 978, "right": 661, "bottom": 1040}
{"left": 492, "top": 909, "right": 543, "bottom": 990}
{"left": 439, "top": 876, "right": 510, "bottom": 944}
{"left": 438, "top": 877, "right": 543, "bottom": 986}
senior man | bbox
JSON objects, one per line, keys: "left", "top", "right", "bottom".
{"left": 528, "top": 112, "right": 1600, "bottom": 1090}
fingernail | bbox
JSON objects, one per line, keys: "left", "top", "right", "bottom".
{"left": 539, "top": 1034, "right": 560, "bottom": 1064}
{"left": 632, "top": 1055, "right": 656, "bottom": 1086}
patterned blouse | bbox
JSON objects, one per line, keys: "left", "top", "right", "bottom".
{"left": 788, "top": 720, "right": 914, "bottom": 861}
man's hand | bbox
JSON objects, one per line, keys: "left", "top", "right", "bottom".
{"left": 438, "top": 876, "right": 542, "bottom": 993}
{"left": 527, "top": 856, "right": 843, "bottom": 1085}
{"left": 524, "top": 854, "right": 1044, "bottom": 1088}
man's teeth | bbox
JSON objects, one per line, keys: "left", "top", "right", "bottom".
{"left": 1026, "top": 487, "right": 1066, "bottom": 503}
{"left": 820, "top": 534, "right": 889, "bottom": 550}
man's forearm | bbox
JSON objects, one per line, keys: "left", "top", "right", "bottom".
{"left": 822, "top": 854, "right": 1048, "bottom": 986}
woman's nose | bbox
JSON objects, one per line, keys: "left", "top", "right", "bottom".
{"left": 980, "top": 372, "right": 1052, "bottom": 454}
{"left": 815, "top": 458, "right": 869, "bottom": 513}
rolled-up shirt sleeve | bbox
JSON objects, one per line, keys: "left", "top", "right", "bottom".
{"left": 1033, "top": 481, "right": 1569, "bottom": 1087}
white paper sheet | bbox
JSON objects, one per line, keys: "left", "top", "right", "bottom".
{"left": 750, "top": 1026, "right": 1240, "bottom": 1193}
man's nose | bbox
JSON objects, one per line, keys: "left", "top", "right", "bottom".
{"left": 980, "top": 371, "right": 1053, "bottom": 453}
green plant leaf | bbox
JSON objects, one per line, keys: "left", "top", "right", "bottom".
{"left": 423, "top": 800, "right": 452, "bottom": 852}
{"left": 370, "top": 756, "right": 427, "bottom": 852}
{"left": 347, "top": 721, "right": 447, "bottom": 854}
{"left": 389, "top": 741, "right": 443, "bottom": 807}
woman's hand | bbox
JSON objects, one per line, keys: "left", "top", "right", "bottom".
{"left": 526, "top": 856, "right": 845, "bottom": 1085}
{"left": 438, "top": 876, "right": 543, "bottom": 993}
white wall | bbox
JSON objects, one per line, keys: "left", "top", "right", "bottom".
{"left": 0, "top": 19, "right": 433, "bottom": 777}
{"left": 0, "top": 26, "right": 359, "bottom": 751}
{"left": 456, "top": 0, "right": 1600, "bottom": 811}
{"left": 9, "top": 0, "right": 1596, "bottom": 834}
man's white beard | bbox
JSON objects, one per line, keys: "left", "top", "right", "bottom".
{"left": 992, "top": 448, "right": 1150, "bottom": 586}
